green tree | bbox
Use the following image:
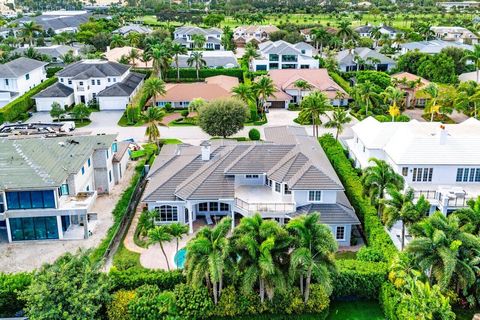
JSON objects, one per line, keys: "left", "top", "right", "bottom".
{"left": 462, "top": 44, "right": 480, "bottom": 83}
{"left": 127, "top": 48, "right": 139, "bottom": 66}
{"left": 293, "top": 79, "right": 313, "bottom": 103}
{"left": 188, "top": 97, "right": 206, "bottom": 113}
{"left": 49, "top": 102, "right": 66, "bottom": 121}
{"left": 311, "top": 27, "right": 330, "bottom": 53}
{"left": 324, "top": 108, "right": 352, "bottom": 140}
{"left": 252, "top": 75, "right": 276, "bottom": 115}
{"left": 242, "top": 42, "right": 260, "bottom": 69}
{"left": 336, "top": 20, "right": 355, "bottom": 47}
{"left": 197, "top": 98, "right": 248, "bottom": 138}
{"left": 151, "top": 43, "right": 172, "bottom": 79}
{"left": 417, "top": 53, "right": 457, "bottom": 84}
{"left": 232, "top": 83, "right": 254, "bottom": 104}
{"left": 167, "top": 222, "right": 189, "bottom": 266}
{"left": 21, "top": 252, "right": 109, "bottom": 319}
{"left": 148, "top": 226, "right": 173, "bottom": 271}
{"left": 171, "top": 42, "right": 188, "bottom": 81}
{"left": 136, "top": 210, "right": 156, "bottom": 238}
{"left": 454, "top": 196, "right": 480, "bottom": 236}
{"left": 71, "top": 103, "right": 91, "bottom": 123}
{"left": 110, "top": 34, "right": 127, "bottom": 49}
{"left": 287, "top": 213, "right": 337, "bottom": 303}
{"left": 186, "top": 217, "right": 231, "bottom": 304}
{"left": 20, "top": 21, "right": 43, "bottom": 46}
{"left": 187, "top": 51, "right": 206, "bottom": 80}
{"left": 456, "top": 81, "right": 480, "bottom": 119}
{"left": 356, "top": 80, "right": 379, "bottom": 116}
{"left": 143, "top": 77, "right": 166, "bottom": 108}
{"left": 191, "top": 34, "right": 206, "bottom": 50}
{"left": 422, "top": 83, "right": 440, "bottom": 122}
{"left": 143, "top": 106, "right": 165, "bottom": 148}
{"left": 298, "top": 91, "right": 330, "bottom": 138}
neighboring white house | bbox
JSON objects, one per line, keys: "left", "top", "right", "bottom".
{"left": 142, "top": 126, "right": 360, "bottom": 246}
{"left": 14, "top": 45, "right": 80, "bottom": 63}
{"left": 174, "top": 51, "right": 239, "bottom": 69}
{"left": 113, "top": 24, "right": 153, "bottom": 36}
{"left": 399, "top": 40, "right": 473, "bottom": 55}
{"left": 233, "top": 25, "right": 279, "bottom": 47}
{"left": 437, "top": 1, "right": 480, "bottom": 11}
{"left": 0, "top": 57, "right": 47, "bottom": 108}
{"left": 16, "top": 10, "right": 90, "bottom": 34}
{"left": 346, "top": 116, "right": 480, "bottom": 215}
{"left": 33, "top": 60, "right": 145, "bottom": 111}
{"left": 0, "top": 134, "right": 130, "bottom": 242}
{"left": 431, "top": 26, "right": 479, "bottom": 44}
{"left": 355, "top": 24, "right": 402, "bottom": 39}
{"left": 251, "top": 40, "right": 319, "bottom": 71}
{"left": 336, "top": 47, "right": 396, "bottom": 72}
{"left": 173, "top": 26, "right": 223, "bottom": 50}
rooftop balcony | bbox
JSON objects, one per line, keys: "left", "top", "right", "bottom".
{"left": 413, "top": 186, "right": 477, "bottom": 209}
{"left": 58, "top": 191, "right": 97, "bottom": 213}
{"left": 234, "top": 185, "right": 295, "bottom": 217}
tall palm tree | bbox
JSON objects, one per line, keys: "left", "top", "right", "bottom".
{"left": 382, "top": 86, "right": 405, "bottom": 117}
{"left": 143, "top": 77, "right": 166, "bottom": 108}
{"left": 143, "top": 107, "right": 165, "bottom": 148}
{"left": 127, "top": 32, "right": 142, "bottom": 47}
{"left": 136, "top": 210, "right": 156, "bottom": 238}
{"left": 361, "top": 158, "right": 404, "bottom": 214}
{"left": 167, "top": 223, "right": 189, "bottom": 266}
{"left": 191, "top": 34, "right": 206, "bottom": 50}
{"left": 242, "top": 43, "right": 260, "bottom": 70}
{"left": 298, "top": 91, "right": 330, "bottom": 138}
{"left": 293, "top": 79, "right": 313, "bottom": 103}
{"left": 140, "top": 51, "right": 151, "bottom": 68}
{"left": 151, "top": 44, "right": 172, "bottom": 79}
{"left": 311, "top": 27, "right": 329, "bottom": 53}
{"left": 462, "top": 44, "right": 480, "bottom": 83}
{"left": 454, "top": 196, "right": 480, "bottom": 236}
{"left": 356, "top": 81, "right": 378, "bottom": 116}
{"left": 423, "top": 83, "right": 441, "bottom": 122}
{"left": 128, "top": 48, "right": 139, "bottom": 66}
{"left": 382, "top": 188, "right": 430, "bottom": 250}
{"left": 148, "top": 225, "right": 173, "bottom": 271}
{"left": 233, "top": 214, "right": 290, "bottom": 303}
{"left": 324, "top": 108, "right": 352, "bottom": 140}
{"left": 252, "top": 75, "right": 276, "bottom": 116}
{"left": 370, "top": 26, "right": 382, "bottom": 48}
{"left": 287, "top": 213, "right": 337, "bottom": 303}
{"left": 187, "top": 51, "right": 206, "bottom": 80}
{"left": 186, "top": 217, "right": 232, "bottom": 304}
{"left": 171, "top": 42, "right": 188, "bottom": 81}
{"left": 20, "top": 21, "right": 43, "bottom": 47}
{"left": 456, "top": 81, "right": 480, "bottom": 119}
{"left": 109, "top": 34, "right": 126, "bottom": 49}
{"left": 336, "top": 20, "right": 355, "bottom": 47}
{"left": 232, "top": 83, "right": 253, "bottom": 104}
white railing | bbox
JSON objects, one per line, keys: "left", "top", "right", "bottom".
{"left": 235, "top": 198, "right": 296, "bottom": 215}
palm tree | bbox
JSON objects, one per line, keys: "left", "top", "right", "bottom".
{"left": 186, "top": 217, "right": 231, "bottom": 304}
{"left": 151, "top": 44, "right": 172, "bottom": 79}
{"left": 148, "top": 226, "right": 173, "bottom": 271}
{"left": 187, "top": 51, "right": 206, "bottom": 80}
{"left": 143, "top": 107, "right": 165, "bottom": 148}
{"left": 423, "top": 83, "right": 441, "bottom": 122}
{"left": 298, "top": 91, "right": 330, "bottom": 138}
{"left": 324, "top": 108, "right": 352, "bottom": 140}
{"left": 382, "top": 86, "right": 405, "bottom": 118}
{"left": 311, "top": 27, "right": 329, "bottom": 53}
{"left": 171, "top": 42, "right": 188, "bottom": 81}
{"left": 232, "top": 83, "right": 253, "bottom": 104}
{"left": 454, "top": 196, "right": 480, "bottom": 236}
{"left": 191, "top": 34, "right": 206, "bottom": 50}
{"left": 293, "top": 79, "right": 313, "bottom": 103}
{"left": 462, "top": 44, "right": 480, "bottom": 83}
{"left": 167, "top": 223, "right": 189, "bottom": 266}
{"left": 110, "top": 34, "right": 126, "bottom": 49}
{"left": 128, "top": 48, "right": 139, "bottom": 66}
{"left": 233, "top": 214, "right": 290, "bottom": 303}
{"left": 361, "top": 158, "right": 404, "bottom": 214}
{"left": 20, "top": 21, "right": 43, "bottom": 47}
{"left": 136, "top": 210, "right": 156, "bottom": 238}
{"left": 143, "top": 77, "right": 166, "bottom": 108}
{"left": 140, "top": 51, "right": 151, "bottom": 68}
{"left": 336, "top": 20, "right": 355, "bottom": 47}
{"left": 127, "top": 32, "right": 142, "bottom": 47}
{"left": 456, "top": 81, "right": 480, "bottom": 119}
{"left": 287, "top": 213, "right": 337, "bottom": 303}
{"left": 252, "top": 75, "right": 276, "bottom": 116}
{"left": 23, "top": 47, "right": 42, "bottom": 60}
{"left": 242, "top": 43, "right": 260, "bottom": 70}
{"left": 382, "top": 188, "right": 430, "bottom": 250}
{"left": 370, "top": 26, "right": 382, "bottom": 48}
{"left": 356, "top": 81, "right": 378, "bottom": 116}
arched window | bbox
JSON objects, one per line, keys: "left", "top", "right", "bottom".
{"left": 156, "top": 205, "right": 178, "bottom": 222}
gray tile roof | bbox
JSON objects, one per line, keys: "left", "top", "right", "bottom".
{"left": 173, "top": 52, "right": 238, "bottom": 68}
{"left": 17, "top": 13, "right": 90, "bottom": 32}
{"left": 97, "top": 72, "right": 145, "bottom": 97}
{"left": 14, "top": 45, "right": 77, "bottom": 59}
{"left": 174, "top": 26, "right": 222, "bottom": 36}
{"left": 0, "top": 135, "right": 116, "bottom": 190}
{"left": 0, "top": 57, "right": 47, "bottom": 78}
{"left": 57, "top": 60, "right": 130, "bottom": 79}
{"left": 337, "top": 47, "right": 395, "bottom": 65}
{"left": 33, "top": 82, "right": 73, "bottom": 98}
{"left": 113, "top": 24, "right": 152, "bottom": 35}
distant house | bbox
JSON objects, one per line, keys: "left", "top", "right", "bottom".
{"left": 336, "top": 47, "right": 396, "bottom": 72}
{"left": 173, "top": 26, "right": 223, "bottom": 50}
{"left": 437, "top": 1, "right": 480, "bottom": 11}
{"left": 104, "top": 46, "right": 152, "bottom": 68}
{"left": 0, "top": 57, "right": 47, "bottom": 108}
{"left": 13, "top": 45, "right": 80, "bottom": 63}
{"left": 300, "top": 27, "right": 337, "bottom": 43}
{"left": 391, "top": 72, "right": 430, "bottom": 108}
{"left": 251, "top": 40, "right": 319, "bottom": 71}
{"left": 399, "top": 40, "right": 473, "bottom": 55}
{"left": 430, "top": 26, "right": 479, "bottom": 45}
{"left": 113, "top": 24, "right": 153, "bottom": 36}
{"left": 233, "top": 25, "right": 279, "bottom": 47}
{"left": 34, "top": 60, "right": 145, "bottom": 111}
{"left": 355, "top": 24, "right": 401, "bottom": 39}
{"left": 173, "top": 51, "right": 239, "bottom": 69}
{"left": 266, "top": 69, "right": 349, "bottom": 108}
{"left": 16, "top": 10, "right": 91, "bottom": 34}
{"left": 156, "top": 75, "right": 238, "bottom": 108}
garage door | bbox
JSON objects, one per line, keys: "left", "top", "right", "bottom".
{"left": 270, "top": 101, "right": 286, "bottom": 108}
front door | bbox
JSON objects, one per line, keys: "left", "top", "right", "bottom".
{"left": 80, "top": 95, "right": 86, "bottom": 103}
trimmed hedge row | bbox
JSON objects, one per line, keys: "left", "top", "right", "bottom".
{"left": 332, "top": 260, "right": 388, "bottom": 300}
{"left": 0, "top": 77, "right": 57, "bottom": 124}
{"left": 329, "top": 71, "right": 351, "bottom": 94}
{"left": 0, "top": 272, "right": 32, "bottom": 317}
{"left": 108, "top": 267, "right": 185, "bottom": 292}
{"left": 379, "top": 282, "right": 402, "bottom": 320}
{"left": 318, "top": 135, "right": 398, "bottom": 262}
{"left": 165, "top": 68, "right": 244, "bottom": 81}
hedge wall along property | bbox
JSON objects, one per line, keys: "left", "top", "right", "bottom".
{"left": 0, "top": 77, "right": 57, "bottom": 124}
{"left": 165, "top": 68, "right": 244, "bottom": 82}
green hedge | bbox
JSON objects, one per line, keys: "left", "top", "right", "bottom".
{"left": 46, "top": 66, "right": 63, "bottom": 78}
{"left": 0, "top": 272, "right": 32, "bottom": 317}
{"left": 332, "top": 260, "right": 388, "bottom": 300}
{"left": 0, "top": 77, "right": 57, "bottom": 124}
{"left": 165, "top": 68, "right": 244, "bottom": 82}
{"left": 109, "top": 268, "right": 185, "bottom": 292}
{"left": 379, "top": 282, "right": 402, "bottom": 320}
{"left": 318, "top": 135, "right": 398, "bottom": 262}
{"left": 329, "top": 71, "right": 351, "bottom": 94}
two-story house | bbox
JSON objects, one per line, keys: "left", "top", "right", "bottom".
{"left": 346, "top": 117, "right": 480, "bottom": 215}
{"left": 336, "top": 48, "right": 396, "bottom": 72}
{"left": 173, "top": 26, "right": 223, "bottom": 50}
{"left": 141, "top": 126, "right": 360, "bottom": 246}
{"left": 0, "top": 57, "right": 47, "bottom": 108}
{"left": 0, "top": 134, "right": 130, "bottom": 242}
{"left": 430, "top": 26, "right": 479, "bottom": 45}
{"left": 355, "top": 24, "right": 402, "bottom": 40}
{"left": 233, "top": 25, "right": 279, "bottom": 47}
{"left": 252, "top": 40, "right": 319, "bottom": 71}
{"left": 14, "top": 45, "right": 81, "bottom": 64}
{"left": 399, "top": 40, "right": 473, "bottom": 55}
{"left": 33, "top": 60, "right": 145, "bottom": 111}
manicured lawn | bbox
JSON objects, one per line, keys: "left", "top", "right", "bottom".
{"left": 74, "top": 119, "right": 91, "bottom": 128}
{"left": 335, "top": 251, "right": 357, "bottom": 260}
{"left": 327, "top": 301, "right": 384, "bottom": 320}
{"left": 117, "top": 113, "right": 146, "bottom": 127}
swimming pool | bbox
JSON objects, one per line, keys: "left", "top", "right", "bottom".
{"left": 174, "top": 248, "right": 187, "bottom": 269}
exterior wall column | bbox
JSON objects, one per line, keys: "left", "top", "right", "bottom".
{"left": 188, "top": 205, "right": 193, "bottom": 234}
{"left": 57, "top": 216, "right": 64, "bottom": 240}
{"left": 231, "top": 209, "right": 235, "bottom": 231}
{"left": 6, "top": 218, "right": 12, "bottom": 243}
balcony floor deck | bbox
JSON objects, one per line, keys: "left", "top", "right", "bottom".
{"left": 235, "top": 185, "right": 291, "bottom": 204}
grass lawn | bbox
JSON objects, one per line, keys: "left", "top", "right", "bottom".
{"left": 117, "top": 113, "right": 146, "bottom": 127}
{"left": 112, "top": 239, "right": 142, "bottom": 269}
{"left": 421, "top": 113, "right": 456, "bottom": 124}
{"left": 327, "top": 301, "right": 384, "bottom": 320}
{"left": 74, "top": 119, "right": 91, "bottom": 128}
{"left": 335, "top": 251, "right": 357, "bottom": 260}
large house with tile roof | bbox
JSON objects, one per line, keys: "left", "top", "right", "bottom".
{"left": 34, "top": 60, "right": 145, "bottom": 111}
{"left": 142, "top": 126, "right": 360, "bottom": 246}
{"left": 336, "top": 47, "right": 396, "bottom": 72}
{"left": 173, "top": 26, "right": 224, "bottom": 50}
{"left": 251, "top": 40, "right": 319, "bottom": 71}
{"left": 233, "top": 25, "right": 279, "bottom": 47}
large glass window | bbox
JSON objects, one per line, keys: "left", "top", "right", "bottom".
{"left": 269, "top": 54, "right": 279, "bottom": 61}
{"left": 281, "top": 55, "right": 297, "bottom": 62}
{"left": 220, "top": 203, "right": 229, "bottom": 211}
{"left": 456, "top": 168, "right": 480, "bottom": 182}
{"left": 412, "top": 168, "right": 433, "bottom": 182}
{"left": 309, "top": 191, "right": 322, "bottom": 202}
{"left": 209, "top": 202, "right": 218, "bottom": 211}
{"left": 9, "top": 216, "right": 59, "bottom": 241}
{"left": 156, "top": 205, "right": 178, "bottom": 222}
{"left": 6, "top": 190, "right": 56, "bottom": 210}
{"left": 199, "top": 202, "right": 208, "bottom": 212}
{"left": 336, "top": 226, "right": 345, "bottom": 240}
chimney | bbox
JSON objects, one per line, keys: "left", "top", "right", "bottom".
{"left": 200, "top": 141, "right": 211, "bottom": 161}
{"left": 439, "top": 125, "right": 448, "bottom": 145}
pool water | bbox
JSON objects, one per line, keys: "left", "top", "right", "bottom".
{"left": 174, "top": 248, "right": 187, "bottom": 269}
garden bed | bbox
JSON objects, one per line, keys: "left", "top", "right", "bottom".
{"left": 421, "top": 113, "right": 456, "bottom": 124}
{"left": 327, "top": 301, "right": 383, "bottom": 320}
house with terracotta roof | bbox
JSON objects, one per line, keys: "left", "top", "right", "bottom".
{"left": 104, "top": 46, "right": 152, "bottom": 68}
{"left": 155, "top": 75, "right": 238, "bottom": 108}
{"left": 142, "top": 126, "right": 360, "bottom": 246}
{"left": 233, "top": 25, "right": 279, "bottom": 47}
{"left": 266, "top": 69, "right": 349, "bottom": 108}
{"left": 391, "top": 72, "right": 430, "bottom": 108}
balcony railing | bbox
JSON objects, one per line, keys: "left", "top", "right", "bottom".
{"left": 235, "top": 198, "right": 295, "bottom": 215}
{"left": 413, "top": 190, "right": 438, "bottom": 200}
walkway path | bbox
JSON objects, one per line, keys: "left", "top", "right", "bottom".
{"left": 123, "top": 207, "right": 146, "bottom": 254}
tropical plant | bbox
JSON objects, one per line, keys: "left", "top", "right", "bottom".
{"left": 170, "top": 42, "right": 188, "bottom": 81}
{"left": 151, "top": 43, "right": 172, "bottom": 79}
{"left": 423, "top": 83, "right": 441, "bottom": 122}
{"left": 336, "top": 20, "right": 356, "bottom": 47}
{"left": 136, "top": 210, "right": 156, "bottom": 238}
{"left": 187, "top": 51, "right": 207, "bottom": 80}
{"left": 356, "top": 80, "right": 379, "bottom": 116}
{"left": 287, "top": 213, "right": 337, "bottom": 303}
{"left": 462, "top": 44, "right": 480, "bottom": 83}
{"left": 232, "top": 83, "right": 254, "bottom": 104}
{"left": 252, "top": 75, "right": 276, "bottom": 115}
{"left": 382, "top": 86, "right": 404, "bottom": 121}
{"left": 197, "top": 98, "right": 248, "bottom": 138}
{"left": 143, "top": 106, "right": 165, "bottom": 148}
{"left": 143, "top": 77, "right": 166, "bottom": 108}
{"left": 140, "top": 51, "right": 151, "bottom": 68}
{"left": 298, "top": 91, "right": 330, "bottom": 138}
{"left": 311, "top": 27, "right": 329, "bottom": 53}
{"left": 167, "top": 223, "right": 189, "bottom": 265}
{"left": 110, "top": 34, "right": 127, "bottom": 49}
{"left": 324, "top": 108, "right": 351, "bottom": 140}
{"left": 148, "top": 226, "right": 173, "bottom": 271}
{"left": 71, "top": 103, "right": 91, "bottom": 123}
{"left": 454, "top": 196, "right": 480, "bottom": 236}
{"left": 20, "top": 21, "right": 43, "bottom": 46}
{"left": 127, "top": 48, "right": 139, "bottom": 66}
{"left": 293, "top": 79, "right": 313, "bottom": 103}
{"left": 191, "top": 34, "right": 206, "bottom": 50}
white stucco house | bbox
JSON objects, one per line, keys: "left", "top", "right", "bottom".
{"left": 141, "top": 126, "right": 360, "bottom": 246}
{"left": 355, "top": 24, "right": 402, "bottom": 40}
{"left": 33, "top": 60, "right": 145, "bottom": 111}
{"left": 173, "top": 26, "right": 223, "bottom": 50}
{"left": 336, "top": 48, "right": 396, "bottom": 72}
{"left": 0, "top": 57, "right": 47, "bottom": 108}
{"left": 251, "top": 40, "right": 319, "bottom": 71}
{"left": 346, "top": 117, "right": 480, "bottom": 215}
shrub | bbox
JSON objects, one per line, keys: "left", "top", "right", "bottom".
{"left": 198, "top": 98, "right": 249, "bottom": 138}
{"left": 249, "top": 103, "right": 259, "bottom": 122}
{"left": 46, "top": 66, "right": 63, "bottom": 78}
{"left": 128, "top": 285, "right": 175, "bottom": 320}
{"left": 331, "top": 259, "right": 388, "bottom": 300}
{"left": 249, "top": 128, "right": 261, "bottom": 141}
{"left": 329, "top": 71, "right": 351, "bottom": 93}
{"left": 396, "top": 114, "right": 410, "bottom": 122}
{"left": 356, "top": 246, "right": 385, "bottom": 262}
{"left": 213, "top": 286, "right": 239, "bottom": 317}
{"left": 180, "top": 110, "right": 189, "bottom": 118}
{"left": 164, "top": 102, "right": 173, "bottom": 112}
{"left": 0, "top": 272, "right": 32, "bottom": 317}
{"left": 379, "top": 282, "right": 401, "bottom": 320}
{"left": 304, "top": 284, "right": 330, "bottom": 314}
{"left": 107, "top": 290, "right": 136, "bottom": 320}
{"left": 108, "top": 267, "right": 185, "bottom": 292}
{"left": 0, "top": 77, "right": 57, "bottom": 124}
{"left": 173, "top": 283, "right": 214, "bottom": 319}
